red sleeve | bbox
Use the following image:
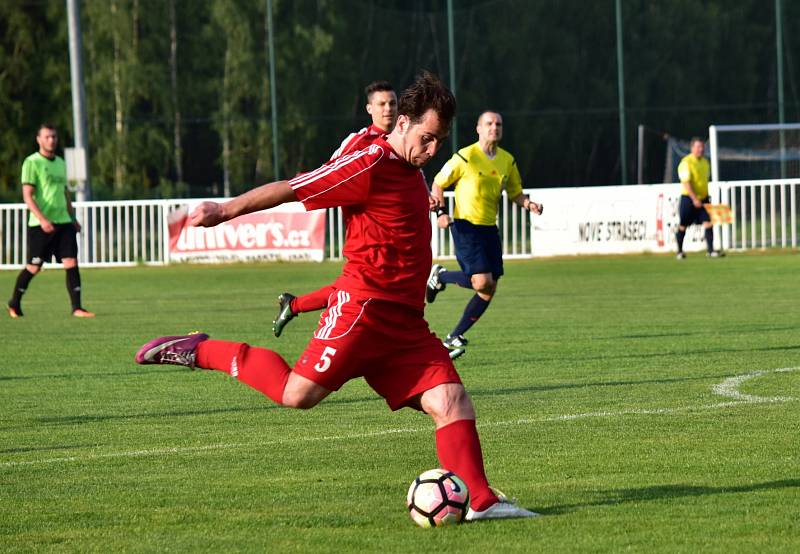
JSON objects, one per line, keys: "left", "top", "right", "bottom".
{"left": 290, "top": 144, "right": 383, "bottom": 211}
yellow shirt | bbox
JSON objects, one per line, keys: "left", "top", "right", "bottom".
{"left": 433, "top": 142, "right": 523, "bottom": 226}
{"left": 677, "top": 154, "right": 710, "bottom": 198}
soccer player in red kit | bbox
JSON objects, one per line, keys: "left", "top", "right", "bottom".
{"left": 329, "top": 80, "right": 397, "bottom": 160}
{"left": 135, "top": 72, "right": 537, "bottom": 521}
{"left": 272, "top": 80, "right": 398, "bottom": 338}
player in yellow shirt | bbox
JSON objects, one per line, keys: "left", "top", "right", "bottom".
{"left": 676, "top": 137, "right": 723, "bottom": 259}
{"left": 427, "top": 111, "right": 542, "bottom": 358}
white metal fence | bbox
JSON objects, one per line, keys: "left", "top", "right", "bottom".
{"left": 0, "top": 192, "right": 534, "bottom": 269}
{"left": 1, "top": 200, "right": 172, "bottom": 268}
{"left": 1, "top": 182, "right": 796, "bottom": 269}
{"left": 717, "top": 179, "right": 799, "bottom": 250}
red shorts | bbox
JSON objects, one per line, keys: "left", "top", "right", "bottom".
{"left": 292, "top": 289, "right": 461, "bottom": 410}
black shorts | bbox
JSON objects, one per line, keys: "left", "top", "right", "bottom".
{"left": 451, "top": 219, "right": 504, "bottom": 279}
{"left": 679, "top": 195, "right": 711, "bottom": 227}
{"left": 27, "top": 223, "right": 78, "bottom": 265}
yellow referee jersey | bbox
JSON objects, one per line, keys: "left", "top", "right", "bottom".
{"left": 433, "top": 142, "right": 523, "bottom": 226}
{"left": 677, "top": 154, "right": 710, "bottom": 198}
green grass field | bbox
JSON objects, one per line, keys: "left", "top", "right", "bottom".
{"left": 1, "top": 252, "right": 798, "bottom": 553}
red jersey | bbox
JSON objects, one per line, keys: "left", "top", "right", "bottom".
{"left": 289, "top": 137, "right": 432, "bottom": 311}
{"left": 329, "top": 124, "right": 386, "bottom": 161}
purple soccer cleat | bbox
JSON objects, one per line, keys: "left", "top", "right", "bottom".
{"left": 135, "top": 333, "right": 209, "bottom": 368}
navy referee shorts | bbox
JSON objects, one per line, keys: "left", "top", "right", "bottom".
{"left": 451, "top": 219, "right": 504, "bottom": 279}
{"left": 679, "top": 195, "right": 711, "bottom": 227}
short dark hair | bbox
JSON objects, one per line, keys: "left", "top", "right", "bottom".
{"left": 397, "top": 71, "right": 456, "bottom": 128}
{"left": 690, "top": 136, "right": 705, "bottom": 145}
{"left": 38, "top": 123, "right": 57, "bottom": 134}
{"left": 365, "top": 80, "right": 394, "bottom": 102}
{"left": 477, "top": 110, "right": 502, "bottom": 125}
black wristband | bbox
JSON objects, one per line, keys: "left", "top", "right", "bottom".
{"left": 435, "top": 207, "right": 447, "bottom": 218}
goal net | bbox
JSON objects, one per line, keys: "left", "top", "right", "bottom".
{"left": 662, "top": 125, "right": 800, "bottom": 251}
{"left": 708, "top": 123, "right": 800, "bottom": 182}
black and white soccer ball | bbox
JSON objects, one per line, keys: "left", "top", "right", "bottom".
{"left": 407, "top": 468, "right": 470, "bottom": 527}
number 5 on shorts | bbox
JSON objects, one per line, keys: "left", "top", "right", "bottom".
{"left": 314, "top": 346, "right": 338, "bottom": 373}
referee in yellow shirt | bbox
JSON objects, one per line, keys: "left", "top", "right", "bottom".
{"left": 427, "top": 111, "right": 542, "bottom": 358}
{"left": 676, "top": 137, "right": 723, "bottom": 259}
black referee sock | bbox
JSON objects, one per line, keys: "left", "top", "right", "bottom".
{"left": 676, "top": 230, "right": 686, "bottom": 252}
{"left": 704, "top": 227, "right": 714, "bottom": 253}
{"left": 439, "top": 270, "right": 471, "bottom": 288}
{"left": 451, "top": 294, "right": 491, "bottom": 338}
{"left": 66, "top": 267, "right": 83, "bottom": 311}
{"left": 9, "top": 268, "right": 35, "bottom": 308}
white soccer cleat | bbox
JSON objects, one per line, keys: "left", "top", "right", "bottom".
{"left": 426, "top": 264, "right": 446, "bottom": 304}
{"left": 443, "top": 334, "right": 467, "bottom": 360}
{"left": 465, "top": 491, "right": 539, "bottom": 521}
{"left": 448, "top": 347, "right": 466, "bottom": 361}
{"left": 443, "top": 334, "right": 468, "bottom": 349}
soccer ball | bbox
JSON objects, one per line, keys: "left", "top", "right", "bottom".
{"left": 407, "top": 468, "right": 470, "bottom": 527}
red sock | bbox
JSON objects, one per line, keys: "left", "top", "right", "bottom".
{"left": 291, "top": 285, "right": 335, "bottom": 314}
{"left": 196, "top": 340, "right": 290, "bottom": 404}
{"left": 435, "top": 419, "right": 498, "bottom": 511}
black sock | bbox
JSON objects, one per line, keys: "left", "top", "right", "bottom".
{"left": 451, "top": 294, "right": 491, "bottom": 337}
{"left": 10, "top": 268, "right": 35, "bottom": 308}
{"left": 676, "top": 230, "right": 686, "bottom": 252}
{"left": 704, "top": 227, "right": 714, "bottom": 253}
{"left": 439, "top": 270, "right": 472, "bottom": 288}
{"left": 66, "top": 267, "right": 82, "bottom": 311}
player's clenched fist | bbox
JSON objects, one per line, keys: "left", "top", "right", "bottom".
{"left": 189, "top": 201, "right": 226, "bottom": 227}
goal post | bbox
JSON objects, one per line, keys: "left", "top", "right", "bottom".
{"left": 708, "top": 122, "right": 800, "bottom": 182}
{"left": 708, "top": 122, "right": 800, "bottom": 251}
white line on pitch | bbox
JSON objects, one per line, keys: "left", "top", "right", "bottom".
{"left": 1, "top": 367, "right": 797, "bottom": 469}
{"left": 711, "top": 366, "right": 797, "bottom": 402}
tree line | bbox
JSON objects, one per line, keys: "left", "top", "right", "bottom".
{"left": 1, "top": 0, "right": 797, "bottom": 203}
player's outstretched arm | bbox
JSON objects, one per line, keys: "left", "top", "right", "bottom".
{"left": 189, "top": 180, "right": 295, "bottom": 227}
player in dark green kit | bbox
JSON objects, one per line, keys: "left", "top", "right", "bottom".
{"left": 7, "top": 124, "right": 94, "bottom": 318}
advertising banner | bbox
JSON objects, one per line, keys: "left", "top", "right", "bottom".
{"left": 530, "top": 184, "right": 714, "bottom": 257}
{"left": 168, "top": 201, "right": 326, "bottom": 262}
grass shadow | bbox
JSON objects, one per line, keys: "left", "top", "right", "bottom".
{"left": 468, "top": 373, "right": 730, "bottom": 398}
{"left": 539, "top": 479, "right": 800, "bottom": 515}
{"left": 25, "top": 372, "right": 735, "bottom": 429}
{"left": 595, "top": 324, "right": 800, "bottom": 341}
{"left": 0, "top": 444, "right": 94, "bottom": 455}
{"left": 0, "top": 367, "right": 186, "bottom": 382}
{"left": 532, "top": 343, "right": 800, "bottom": 363}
